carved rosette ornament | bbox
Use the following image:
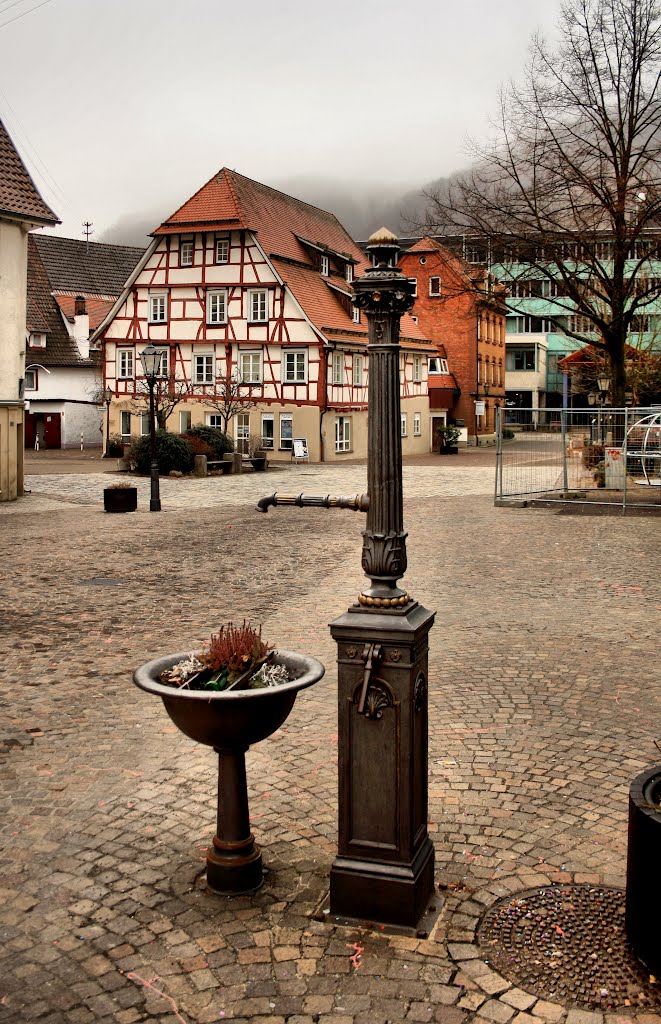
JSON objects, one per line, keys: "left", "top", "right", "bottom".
{"left": 352, "top": 227, "right": 416, "bottom": 607}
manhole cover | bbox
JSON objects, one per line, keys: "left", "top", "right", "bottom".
{"left": 478, "top": 885, "right": 661, "bottom": 1011}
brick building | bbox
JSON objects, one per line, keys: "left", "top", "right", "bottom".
{"left": 398, "top": 237, "right": 507, "bottom": 446}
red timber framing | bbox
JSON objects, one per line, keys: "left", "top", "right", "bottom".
{"left": 93, "top": 169, "right": 435, "bottom": 460}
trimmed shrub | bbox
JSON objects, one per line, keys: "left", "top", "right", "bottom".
{"left": 182, "top": 432, "right": 215, "bottom": 459}
{"left": 503, "top": 428, "right": 515, "bottom": 440}
{"left": 188, "top": 425, "right": 234, "bottom": 459}
{"left": 107, "top": 433, "right": 125, "bottom": 457}
{"left": 133, "top": 430, "right": 194, "bottom": 475}
{"left": 582, "top": 442, "right": 604, "bottom": 469}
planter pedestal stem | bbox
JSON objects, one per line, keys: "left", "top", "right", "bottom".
{"left": 206, "top": 748, "right": 263, "bottom": 894}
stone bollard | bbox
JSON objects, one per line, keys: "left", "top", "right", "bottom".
{"left": 193, "top": 454, "right": 208, "bottom": 477}
{"left": 223, "top": 453, "right": 242, "bottom": 474}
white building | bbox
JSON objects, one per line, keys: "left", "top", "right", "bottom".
{"left": 24, "top": 235, "right": 144, "bottom": 448}
{"left": 0, "top": 117, "right": 59, "bottom": 500}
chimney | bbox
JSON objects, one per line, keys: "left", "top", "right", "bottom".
{"left": 73, "top": 295, "right": 90, "bottom": 359}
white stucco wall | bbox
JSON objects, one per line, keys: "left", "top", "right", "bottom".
{"left": 25, "top": 366, "right": 102, "bottom": 447}
{"left": 0, "top": 219, "right": 28, "bottom": 402}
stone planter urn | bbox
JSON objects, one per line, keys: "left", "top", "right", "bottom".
{"left": 133, "top": 649, "right": 324, "bottom": 894}
{"left": 626, "top": 765, "right": 661, "bottom": 975}
{"left": 103, "top": 486, "right": 137, "bottom": 513}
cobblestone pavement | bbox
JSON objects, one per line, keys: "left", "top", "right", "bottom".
{"left": 1, "top": 460, "right": 660, "bottom": 1024}
{"left": 9, "top": 460, "right": 496, "bottom": 514}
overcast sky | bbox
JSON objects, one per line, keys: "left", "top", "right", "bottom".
{"left": 0, "top": 0, "right": 563, "bottom": 244}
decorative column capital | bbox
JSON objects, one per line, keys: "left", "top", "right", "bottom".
{"left": 352, "top": 228, "right": 415, "bottom": 320}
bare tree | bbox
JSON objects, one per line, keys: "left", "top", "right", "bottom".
{"left": 130, "top": 378, "right": 199, "bottom": 429}
{"left": 202, "top": 371, "right": 256, "bottom": 436}
{"left": 419, "top": 0, "right": 661, "bottom": 405}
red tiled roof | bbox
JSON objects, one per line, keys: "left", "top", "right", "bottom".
{"left": 54, "top": 294, "right": 116, "bottom": 331}
{"left": 154, "top": 169, "right": 367, "bottom": 267}
{"left": 0, "top": 119, "right": 59, "bottom": 225}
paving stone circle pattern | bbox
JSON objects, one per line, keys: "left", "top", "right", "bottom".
{"left": 478, "top": 885, "right": 661, "bottom": 1013}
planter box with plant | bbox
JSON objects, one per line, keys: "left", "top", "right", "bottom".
{"left": 248, "top": 433, "right": 268, "bottom": 471}
{"left": 103, "top": 482, "right": 137, "bottom": 513}
{"left": 626, "top": 763, "right": 661, "bottom": 975}
{"left": 438, "top": 424, "right": 461, "bottom": 454}
{"left": 133, "top": 621, "right": 324, "bottom": 894}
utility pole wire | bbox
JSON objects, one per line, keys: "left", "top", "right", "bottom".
{"left": 0, "top": 0, "right": 54, "bottom": 32}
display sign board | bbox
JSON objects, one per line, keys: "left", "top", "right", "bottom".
{"left": 474, "top": 401, "right": 486, "bottom": 416}
{"left": 292, "top": 438, "right": 309, "bottom": 461}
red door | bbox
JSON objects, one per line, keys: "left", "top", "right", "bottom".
{"left": 43, "top": 414, "right": 61, "bottom": 449}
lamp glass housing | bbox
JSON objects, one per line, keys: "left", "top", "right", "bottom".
{"left": 140, "top": 343, "right": 161, "bottom": 380}
{"left": 597, "top": 374, "right": 610, "bottom": 394}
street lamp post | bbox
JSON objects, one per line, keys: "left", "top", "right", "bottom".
{"left": 139, "top": 343, "right": 161, "bottom": 512}
{"left": 103, "top": 385, "right": 113, "bottom": 458}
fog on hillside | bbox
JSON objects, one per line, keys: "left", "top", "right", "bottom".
{"left": 98, "top": 174, "right": 458, "bottom": 247}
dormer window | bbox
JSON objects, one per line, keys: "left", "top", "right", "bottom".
{"left": 215, "top": 236, "right": 230, "bottom": 264}
{"left": 345, "top": 264, "right": 353, "bottom": 284}
{"left": 180, "top": 239, "right": 194, "bottom": 266}
{"left": 352, "top": 306, "right": 360, "bottom": 324}
{"left": 29, "top": 332, "right": 46, "bottom": 348}
{"left": 321, "top": 254, "right": 329, "bottom": 277}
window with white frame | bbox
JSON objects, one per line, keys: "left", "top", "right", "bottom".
{"left": 428, "top": 356, "right": 441, "bottom": 374}
{"left": 24, "top": 369, "right": 37, "bottom": 390}
{"left": 149, "top": 293, "right": 167, "bottom": 323}
{"left": 320, "top": 254, "right": 329, "bottom": 277}
{"left": 239, "top": 350, "right": 261, "bottom": 384}
{"left": 283, "top": 350, "right": 306, "bottom": 383}
{"left": 335, "top": 416, "right": 351, "bottom": 452}
{"left": 345, "top": 263, "right": 353, "bottom": 283}
{"left": 440, "top": 358, "right": 449, "bottom": 373}
{"left": 413, "top": 412, "right": 421, "bottom": 436}
{"left": 413, "top": 355, "right": 422, "bottom": 382}
{"left": 332, "top": 351, "right": 343, "bottom": 385}
{"left": 120, "top": 410, "right": 131, "bottom": 436}
{"left": 140, "top": 412, "right": 150, "bottom": 436}
{"left": 429, "top": 276, "right": 441, "bottom": 297}
{"left": 353, "top": 355, "right": 363, "bottom": 386}
{"left": 29, "top": 332, "right": 46, "bottom": 348}
{"left": 409, "top": 277, "right": 418, "bottom": 297}
{"left": 207, "top": 414, "right": 224, "bottom": 428}
{"left": 249, "top": 289, "right": 268, "bottom": 323}
{"left": 215, "top": 236, "right": 230, "bottom": 264}
{"left": 352, "top": 306, "right": 360, "bottom": 324}
{"left": 207, "top": 289, "right": 227, "bottom": 325}
{"left": 261, "top": 413, "right": 274, "bottom": 449}
{"left": 117, "top": 349, "right": 134, "bottom": 379}
{"left": 401, "top": 413, "right": 408, "bottom": 437}
{"left": 193, "top": 354, "right": 214, "bottom": 384}
{"left": 180, "top": 239, "right": 194, "bottom": 266}
{"left": 280, "top": 413, "right": 293, "bottom": 449}
{"left": 180, "top": 410, "right": 191, "bottom": 433}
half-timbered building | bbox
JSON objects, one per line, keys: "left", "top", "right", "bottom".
{"left": 93, "top": 170, "right": 434, "bottom": 461}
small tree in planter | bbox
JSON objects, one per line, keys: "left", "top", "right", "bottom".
{"left": 133, "top": 621, "right": 324, "bottom": 894}
{"left": 438, "top": 424, "right": 461, "bottom": 454}
{"left": 248, "top": 434, "right": 268, "bottom": 471}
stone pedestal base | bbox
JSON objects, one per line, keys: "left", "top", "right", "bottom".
{"left": 329, "top": 601, "right": 435, "bottom": 928}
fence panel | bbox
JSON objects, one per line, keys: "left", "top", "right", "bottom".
{"left": 495, "top": 407, "right": 661, "bottom": 511}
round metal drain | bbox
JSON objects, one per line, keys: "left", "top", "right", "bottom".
{"left": 478, "top": 885, "right": 661, "bottom": 1011}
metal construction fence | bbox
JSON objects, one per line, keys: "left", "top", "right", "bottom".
{"left": 495, "top": 406, "right": 661, "bottom": 511}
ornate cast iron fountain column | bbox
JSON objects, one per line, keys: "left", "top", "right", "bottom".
{"left": 329, "top": 228, "right": 436, "bottom": 928}
{"left": 256, "top": 228, "right": 436, "bottom": 928}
